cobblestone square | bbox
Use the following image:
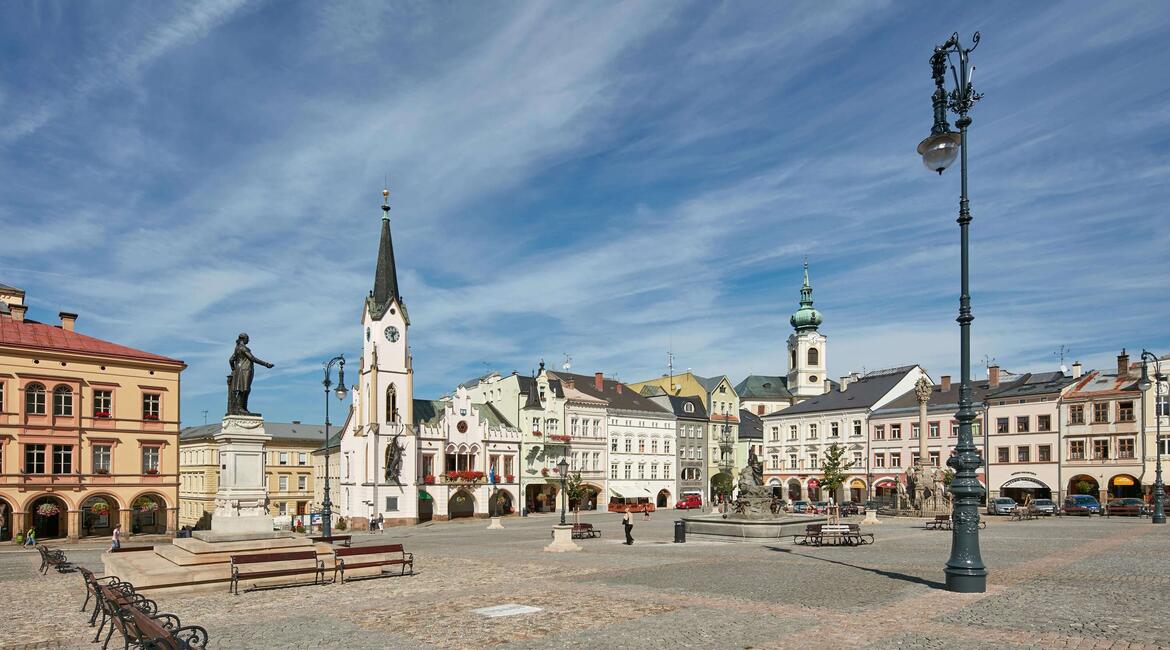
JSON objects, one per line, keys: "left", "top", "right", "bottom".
{"left": 3, "top": 513, "right": 1168, "bottom": 649}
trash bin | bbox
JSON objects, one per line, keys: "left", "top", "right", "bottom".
{"left": 673, "top": 520, "right": 686, "bottom": 543}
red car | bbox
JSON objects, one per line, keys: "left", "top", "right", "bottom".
{"left": 675, "top": 494, "right": 703, "bottom": 510}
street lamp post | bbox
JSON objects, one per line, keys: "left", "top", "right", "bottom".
{"left": 1139, "top": 350, "right": 1166, "bottom": 524}
{"left": 917, "top": 31, "right": 987, "bottom": 593}
{"left": 557, "top": 457, "right": 569, "bottom": 526}
{"left": 321, "top": 355, "right": 347, "bottom": 538}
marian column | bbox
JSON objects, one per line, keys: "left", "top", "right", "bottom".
{"left": 914, "top": 376, "right": 932, "bottom": 511}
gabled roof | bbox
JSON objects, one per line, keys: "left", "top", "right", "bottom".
{"left": 413, "top": 399, "right": 445, "bottom": 426}
{"left": 985, "top": 371, "right": 1077, "bottom": 400}
{"left": 872, "top": 375, "right": 1026, "bottom": 417}
{"left": 551, "top": 371, "right": 673, "bottom": 416}
{"left": 738, "top": 409, "right": 764, "bottom": 440}
{"left": 647, "top": 394, "right": 707, "bottom": 420}
{"left": 769, "top": 366, "right": 919, "bottom": 417}
{"left": 735, "top": 375, "right": 792, "bottom": 400}
{"left": 0, "top": 317, "right": 184, "bottom": 366}
{"left": 181, "top": 420, "right": 327, "bottom": 443}
{"left": 518, "top": 373, "right": 564, "bottom": 399}
{"left": 694, "top": 374, "right": 730, "bottom": 394}
{"left": 1065, "top": 367, "right": 1141, "bottom": 398}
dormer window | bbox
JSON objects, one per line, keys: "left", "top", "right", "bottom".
{"left": 684, "top": 402, "right": 695, "bottom": 414}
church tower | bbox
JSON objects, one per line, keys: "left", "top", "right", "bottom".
{"left": 362, "top": 188, "right": 414, "bottom": 428}
{"left": 787, "top": 262, "right": 827, "bottom": 399}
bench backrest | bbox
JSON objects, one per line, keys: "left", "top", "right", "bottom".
{"left": 112, "top": 546, "right": 155, "bottom": 553}
{"left": 805, "top": 524, "right": 822, "bottom": 532}
{"left": 335, "top": 544, "right": 405, "bottom": 558}
{"left": 310, "top": 535, "right": 350, "bottom": 543}
{"left": 935, "top": 515, "right": 950, "bottom": 521}
{"left": 822, "top": 525, "right": 851, "bottom": 533}
{"left": 231, "top": 550, "right": 318, "bottom": 565}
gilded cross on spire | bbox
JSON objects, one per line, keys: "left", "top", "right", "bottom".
{"left": 381, "top": 186, "right": 391, "bottom": 221}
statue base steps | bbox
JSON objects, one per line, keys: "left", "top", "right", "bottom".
{"left": 543, "top": 525, "right": 581, "bottom": 552}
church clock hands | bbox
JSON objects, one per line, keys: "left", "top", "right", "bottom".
{"left": 384, "top": 326, "right": 399, "bottom": 342}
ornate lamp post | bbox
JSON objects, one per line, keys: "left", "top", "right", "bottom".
{"left": 557, "top": 457, "right": 569, "bottom": 526}
{"left": 917, "top": 32, "right": 987, "bottom": 593}
{"left": 1139, "top": 351, "right": 1166, "bottom": 524}
{"left": 321, "top": 355, "right": 346, "bottom": 538}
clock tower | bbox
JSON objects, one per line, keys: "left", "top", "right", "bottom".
{"left": 362, "top": 188, "right": 413, "bottom": 428}
{"left": 787, "top": 261, "right": 827, "bottom": 399}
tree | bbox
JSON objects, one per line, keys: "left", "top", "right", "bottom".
{"left": 566, "top": 471, "right": 586, "bottom": 525}
{"left": 820, "top": 443, "right": 856, "bottom": 502}
{"left": 711, "top": 472, "right": 733, "bottom": 501}
{"left": 941, "top": 468, "right": 955, "bottom": 486}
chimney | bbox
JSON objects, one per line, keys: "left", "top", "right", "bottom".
{"left": 563, "top": 379, "right": 574, "bottom": 390}
{"left": 291, "top": 420, "right": 301, "bottom": 424}
{"left": 1117, "top": 349, "right": 1129, "bottom": 377}
{"left": 988, "top": 365, "right": 1000, "bottom": 388}
{"left": 594, "top": 372, "right": 604, "bottom": 391}
{"left": 839, "top": 376, "right": 850, "bottom": 391}
{"left": 941, "top": 375, "right": 952, "bottom": 392}
{"left": 1072, "top": 361, "right": 1083, "bottom": 378}
{"left": 10, "top": 303, "right": 27, "bottom": 322}
{"left": 824, "top": 378, "right": 832, "bottom": 392}
{"left": 59, "top": 311, "right": 77, "bottom": 332}
{"left": 616, "top": 383, "right": 623, "bottom": 394}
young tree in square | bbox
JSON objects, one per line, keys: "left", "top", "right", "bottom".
{"left": 820, "top": 443, "right": 856, "bottom": 503}
{"left": 566, "top": 471, "right": 586, "bottom": 526}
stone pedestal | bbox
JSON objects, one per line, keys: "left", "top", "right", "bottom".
{"left": 487, "top": 516, "right": 503, "bottom": 530}
{"left": 210, "top": 415, "right": 273, "bottom": 535}
{"left": 862, "top": 509, "right": 881, "bottom": 525}
{"left": 543, "top": 524, "right": 581, "bottom": 552}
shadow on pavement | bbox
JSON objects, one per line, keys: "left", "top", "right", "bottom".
{"left": 764, "top": 545, "right": 946, "bottom": 590}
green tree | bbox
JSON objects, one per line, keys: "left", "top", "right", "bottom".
{"left": 711, "top": 472, "right": 733, "bottom": 501}
{"left": 566, "top": 471, "right": 586, "bottom": 525}
{"left": 942, "top": 468, "right": 955, "bottom": 486}
{"left": 820, "top": 443, "right": 856, "bottom": 502}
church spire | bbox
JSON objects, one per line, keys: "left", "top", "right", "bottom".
{"left": 368, "top": 187, "right": 402, "bottom": 321}
{"left": 789, "top": 260, "right": 823, "bottom": 332}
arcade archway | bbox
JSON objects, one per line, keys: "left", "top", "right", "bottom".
{"left": 449, "top": 489, "right": 476, "bottom": 519}
{"left": 80, "top": 495, "right": 121, "bottom": 539}
{"left": 28, "top": 495, "right": 68, "bottom": 540}
{"left": 1109, "top": 474, "right": 1141, "bottom": 499}
{"left": 130, "top": 493, "right": 168, "bottom": 535}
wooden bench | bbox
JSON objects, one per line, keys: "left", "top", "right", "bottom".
{"left": 228, "top": 550, "right": 324, "bottom": 595}
{"left": 926, "top": 515, "right": 951, "bottom": 530}
{"left": 37, "top": 546, "right": 71, "bottom": 575}
{"left": 793, "top": 524, "right": 873, "bottom": 547}
{"left": 94, "top": 582, "right": 156, "bottom": 646}
{"left": 333, "top": 543, "right": 414, "bottom": 583}
{"left": 1010, "top": 508, "right": 1036, "bottom": 521}
{"left": 110, "top": 545, "right": 155, "bottom": 553}
{"left": 847, "top": 523, "right": 874, "bottom": 545}
{"left": 571, "top": 523, "right": 601, "bottom": 539}
{"left": 118, "top": 603, "right": 210, "bottom": 649}
{"left": 310, "top": 534, "right": 352, "bottom": 547}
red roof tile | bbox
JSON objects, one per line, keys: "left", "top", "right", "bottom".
{"left": 0, "top": 318, "right": 184, "bottom": 366}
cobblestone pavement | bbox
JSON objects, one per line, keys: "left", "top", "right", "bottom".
{"left": 3, "top": 513, "right": 1168, "bottom": 649}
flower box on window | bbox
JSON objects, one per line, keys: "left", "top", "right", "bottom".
{"left": 94, "top": 411, "right": 111, "bottom": 419}
{"left": 505, "top": 474, "right": 515, "bottom": 483}
{"left": 532, "top": 430, "right": 542, "bottom": 437}
{"left": 94, "top": 468, "right": 110, "bottom": 475}
{"left": 541, "top": 467, "right": 550, "bottom": 477}
{"left": 142, "top": 413, "right": 160, "bottom": 421}
{"left": 144, "top": 468, "right": 159, "bottom": 476}
{"left": 549, "top": 434, "right": 571, "bottom": 443}
{"left": 423, "top": 474, "right": 436, "bottom": 484}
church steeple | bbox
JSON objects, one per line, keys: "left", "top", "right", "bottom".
{"left": 789, "top": 260, "right": 823, "bottom": 332}
{"left": 368, "top": 188, "right": 404, "bottom": 322}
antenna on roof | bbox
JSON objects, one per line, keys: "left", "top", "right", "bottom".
{"left": 201, "top": 410, "right": 208, "bottom": 426}
{"left": 562, "top": 353, "right": 572, "bottom": 372}
{"left": 1054, "top": 345, "right": 1069, "bottom": 374}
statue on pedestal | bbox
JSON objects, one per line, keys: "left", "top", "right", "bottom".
{"left": 227, "top": 333, "right": 274, "bottom": 416}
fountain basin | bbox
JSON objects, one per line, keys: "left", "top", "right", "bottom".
{"left": 681, "top": 514, "right": 828, "bottom": 540}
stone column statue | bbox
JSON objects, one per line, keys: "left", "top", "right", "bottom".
{"left": 914, "top": 376, "right": 932, "bottom": 510}
{"left": 227, "top": 333, "right": 274, "bottom": 416}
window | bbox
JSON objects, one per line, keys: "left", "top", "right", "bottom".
{"left": 651, "top": 440, "right": 658, "bottom": 454}
{"left": 889, "top": 453, "right": 901, "bottom": 468}
{"left": 789, "top": 425, "right": 798, "bottom": 440}
{"left": 1093, "top": 439, "right": 1109, "bottom": 460}
{"left": 950, "top": 422, "right": 959, "bottom": 437}
{"left": 0, "top": 381, "right": 3, "bottom": 411}
{"left": 278, "top": 452, "right": 288, "bottom": 465}
{"left": 1037, "top": 415, "right": 1051, "bottom": 431}
{"left": 1069, "top": 404, "right": 1085, "bottom": 424}
{"left": 664, "top": 462, "right": 671, "bottom": 477}
{"left": 610, "top": 463, "right": 618, "bottom": 479}
{"left": 93, "top": 445, "right": 112, "bottom": 473}
{"left": 830, "top": 422, "right": 839, "bottom": 438}
{"left": 1014, "top": 416, "right": 1029, "bottom": 433}
{"left": 853, "top": 420, "right": 862, "bottom": 436}
{"left": 624, "top": 438, "right": 632, "bottom": 453}
{"left": 1038, "top": 445, "right": 1052, "bottom": 462}
{"left": 771, "top": 426, "right": 779, "bottom": 442}
{"left": 278, "top": 502, "right": 287, "bottom": 515}
{"left": 25, "top": 444, "right": 46, "bottom": 473}
{"left": 624, "top": 464, "right": 632, "bottom": 479}
{"left": 298, "top": 453, "right": 307, "bottom": 466}
{"left": 769, "top": 454, "right": 778, "bottom": 469}
{"left": 52, "top": 386, "right": 73, "bottom": 416}
{"left": 911, "top": 452, "right": 921, "bottom": 465}
{"left": 684, "top": 402, "right": 694, "bottom": 413}
{"left": 1017, "top": 447, "right": 1030, "bottom": 463}
{"left": 788, "top": 453, "right": 797, "bottom": 469}
{"left": 142, "top": 447, "right": 160, "bottom": 473}
{"left": 298, "top": 475, "right": 307, "bottom": 490}
{"left": 1160, "top": 438, "right": 1170, "bottom": 456}
{"left": 142, "top": 393, "right": 161, "bottom": 421}
{"left": 1069, "top": 440, "right": 1085, "bottom": 460}
{"left": 911, "top": 424, "right": 920, "bottom": 439}
{"left": 385, "top": 496, "right": 399, "bottom": 511}
{"left": 929, "top": 451, "right": 940, "bottom": 466}
{"left": 638, "top": 439, "right": 645, "bottom": 453}
{"left": 279, "top": 475, "right": 289, "bottom": 491}
{"left": 94, "top": 390, "right": 112, "bottom": 418}
{"left": 1118, "top": 401, "right": 1134, "bottom": 422}
{"left": 874, "top": 425, "right": 885, "bottom": 440}
{"left": 997, "top": 447, "right": 1010, "bottom": 463}
{"left": 973, "top": 422, "right": 981, "bottom": 436}
{"left": 611, "top": 438, "right": 618, "bottom": 452}
{"left": 1092, "top": 403, "right": 1109, "bottom": 424}
{"left": 52, "top": 444, "right": 72, "bottom": 473}
{"left": 890, "top": 424, "right": 902, "bottom": 440}
{"left": 592, "top": 452, "right": 600, "bottom": 470}
{"left": 25, "top": 383, "right": 46, "bottom": 415}
{"left": 809, "top": 424, "right": 818, "bottom": 439}
{"left": 650, "top": 464, "right": 658, "bottom": 480}
{"left": 852, "top": 451, "right": 862, "bottom": 466}
{"left": 929, "top": 422, "right": 940, "bottom": 438}
{"left": 571, "top": 418, "right": 578, "bottom": 435}
{"left": 637, "top": 463, "right": 645, "bottom": 479}
{"left": 874, "top": 453, "right": 885, "bottom": 468}
{"left": 809, "top": 454, "right": 818, "bottom": 469}
{"left": 1118, "top": 438, "right": 1135, "bottom": 459}
{"left": 757, "top": 405, "right": 765, "bottom": 415}
{"left": 808, "top": 348, "right": 819, "bottom": 365}
{"left": 996, "top": 418, "right": 1009, "bottom": 434}
{"left": 663, "top": 440, "right": 670, "bottom": 454}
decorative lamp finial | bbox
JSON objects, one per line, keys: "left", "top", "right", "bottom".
{"left": 381, "top": 186, "right": 390, "bottom": 220}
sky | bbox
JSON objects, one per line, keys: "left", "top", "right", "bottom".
{"left": 3, "top": 2, "right": 1169, "bottom": 427}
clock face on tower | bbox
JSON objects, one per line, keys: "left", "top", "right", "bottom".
{"left": 384, "top": 326, "right": 399, "bottom": 342}
{"left": 809, "top": 333, "right": 821, "bottom": 344}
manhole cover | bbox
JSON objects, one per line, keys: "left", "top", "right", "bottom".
{"left": 472, "top": 604, "right": 544, "bottom": 618}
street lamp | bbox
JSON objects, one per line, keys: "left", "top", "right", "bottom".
{"left": 557, "top": 457, "right": 569, "bottom": 526}
{"left": 321, "top": 355, "right": 346, "bottom": 538}
{"left": 1139, "top": 351, "right": 1166, "bottom": 524}
{"left": 918, "top": 31, "right": 987, "bottom": 594}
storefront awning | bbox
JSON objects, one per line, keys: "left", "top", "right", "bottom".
{"left": 609, "top": 488, "right": 622, "bottom": 497}
{"left": 850, "top": 479, "right": 866, "bottom": 489}
{"left": 1112, "top": 476, "right": 1136, "bottom": 486}
{"left": 876, "top": 479, "right": 896, "bottom": 488}
{"left": 1000, "top": 477, "right": 1048, "bottom": 490}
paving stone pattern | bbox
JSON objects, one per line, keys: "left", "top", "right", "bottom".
{"left": 2, "top": 513, "right": 1167, "bottom": 649}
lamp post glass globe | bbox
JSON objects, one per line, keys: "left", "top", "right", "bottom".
{"left": 918, "top": 132, "right": 961, "bottom": 174}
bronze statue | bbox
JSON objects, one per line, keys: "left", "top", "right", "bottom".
{"left": 384, "top": 434, "right": 404, "bottom": 484}
{"left": 227, "top": 333, "right": 274, "bottom": 416}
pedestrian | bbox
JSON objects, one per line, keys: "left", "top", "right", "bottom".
{"left": 643, "top": 506, "right": 651, "bottom": 520}
{"left": 377, "top": 513, "right": 384, "bottom": 534}
{"left": 622, "top": 507, "right": 634, "bottom": 545}
{"left": 25, "top": 528, "right": 36, "bottom": 547}
{"left": 110, "top": 524, "right": 122, "bottom": 551}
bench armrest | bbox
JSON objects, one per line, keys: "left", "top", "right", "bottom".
{"left": 403, "top": 552, "right": 414, "bottom": 562}
{"left": 151, "top": 612, "right": 183, "bottom": 630}
{"left": 173, "top": 624, "right": 211, "bottom": 649}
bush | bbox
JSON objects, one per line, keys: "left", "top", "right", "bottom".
{"left": 335, "top": 517, "right": 347, "bottom": 531}
{"left": 295, "top": 525, "right": 305, "bottom": 534}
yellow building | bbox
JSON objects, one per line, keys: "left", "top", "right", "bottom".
{"left": 178, "top": 420, "right": 327, "bottom": 529}
{"left": 0, "top": 282, "right": 185, "bottom": 541}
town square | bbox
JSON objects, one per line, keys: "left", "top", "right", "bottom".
{"left": 1, "top": 2, "right": 1169, "bottom": 649}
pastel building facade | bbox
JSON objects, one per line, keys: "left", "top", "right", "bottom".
{"left": 1062, "top": 352, "right": 1144, "bottom": 502}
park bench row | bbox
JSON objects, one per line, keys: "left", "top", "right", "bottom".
{"left": 78, "top": 566, "right": 210, "bottom": 650}
{"left": 925, "top": 514, "right": 989, "bottom": 530}
{"left": 229, "top": 542, "right": 414, "bottom": 594}
{"left": 37, "top": 545, "right": 72, "bottom": 575}
{"left": 793, "top": 524, "right": 874, "bottom": 547}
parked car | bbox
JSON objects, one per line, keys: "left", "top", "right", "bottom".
{"left": 989, "top": 497, "right": 1018, "bottom": 515}
{"left": 1106, "top": 498, "right": 1145, "bottom": 517}
{"left": 1028, "top": 499, "right": 1058, "bottom": 516}
{"left": 791, "top": 500, "right": 811, "bottom": 513}
{"left": 1063, "top": 494, "right": 1102, "bottom": 516}
{"left": 675, "top": 494, "right": 703, "bottom": 510}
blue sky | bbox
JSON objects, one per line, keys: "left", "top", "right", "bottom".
{"left": 3, "top": 2, "right": 1169, "bottom": 426}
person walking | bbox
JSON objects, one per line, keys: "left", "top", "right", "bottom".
{"left": 622, "top": 507, "right": 634, "bottom": 545}
{"left": 24, "top": 528, "right": 36, "bottom": 547}
{"left": 377, "top": 514, "right": 385, "bottom": 534}
{"left": 110, "top": 524, "right": 122, "bottom": 551}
